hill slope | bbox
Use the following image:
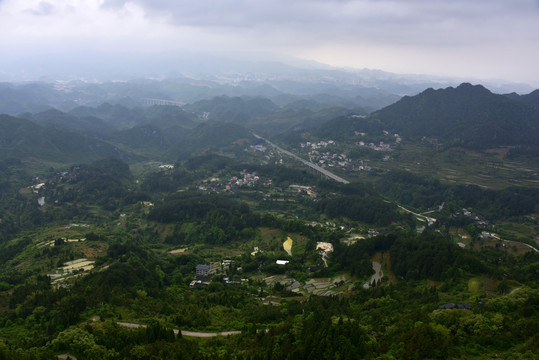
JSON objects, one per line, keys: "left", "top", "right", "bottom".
{"left": 505, "top": 89, "right": 539, "bottom": 108}
{"left": 370, "top": 83, "right": 539, "bottom": 148}
{"left": 167, "top": 121, "right": 256, "bottom": 160}
{"left": 0, "top": 114, "right": 126, "bottom": 163}
{"left": 23, "top": 109, "right": 115, "bottom": 134}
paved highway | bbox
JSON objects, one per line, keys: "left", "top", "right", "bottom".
{"left": 252, "top": 133, "right": 350, "bottom": 184}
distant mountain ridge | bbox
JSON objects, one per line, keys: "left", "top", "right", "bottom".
{"left": 504, "top": 89, "right": 539, "bottom": 108}
{"left": 4, "top": 81, "right": 539, "bottom": 166}
{"left": 0, "top": 106, "right": 258, "bottom": 165}
{"left": 22, "top": 108, "right": 115, "bottom": 134}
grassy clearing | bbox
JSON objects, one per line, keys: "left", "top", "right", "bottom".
{"left": 289, "top": 234, "right": 309, "bottom": 256}
{"left": 496, "top": 220, "right": 538, "bottom": 245}
{"left": 169, "top": 248, "right": 189, "bottom": 255}
{"left": 72, "top": 242, "right": 107, "bottom": 259}
{"left": 258, "top": 227, "right": 283, "bottom": 252}
{"left": 483, "top": 278, "right": 498, "bottom": 295}
{"left": 468, "top": 277, "right": 484, "bottom": 296}
{"left": 150, "top": 223, "right": 174, "bottom": 241}
{"left": 475, "top": 238, "right": 534, "bottom": 255}
{"left": 194, "top": 246, "right": 244, "bottom": 258}
{"left": 364, "top": 143, "right": 539, "bottom": 189}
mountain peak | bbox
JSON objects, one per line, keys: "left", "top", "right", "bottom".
{"left": 454, "top": 82, "right": 491, "bottom": 94}
{"left": 372, "top": 83, "right": 539, "bottom": 148}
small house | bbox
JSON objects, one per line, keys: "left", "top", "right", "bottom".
{"left": 189, "top": 279, "right": 210, "bottom": 288}
{"left": 210, "top": 261, "right": 221, "bottom": 274}
{"left": 196, "top": 264, "right": 210, "bottom": 277}
{"left": 438, "top": 303, "right": 472, "bottom": 310}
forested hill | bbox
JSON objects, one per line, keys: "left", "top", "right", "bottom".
{"left": 0, "top": 114, "right": 125, "bottom": 163}
{"left": 69, "top": 103, "right": 198, "bottom": 130}
{"left": 369, "top": 83, "right": 539, "bottom": 149}
{"left": 505, "top": 89, "right": 539, "bottom": 108}
{"left": 22, "top": 109, "right": 115, "bottom": 134}
{"left": 167, "top": 121, "right": 256, "bottom": 161}
{"left": 183, "top": 96, "right": 281, "bottom": 120}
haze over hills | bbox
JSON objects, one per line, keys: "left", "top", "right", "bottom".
{"left": 2, "top": 81, "right": 539, "bottom": 166}
{"left": 0, "top": 58, "right": 535, "bottom": 118}
{"left": 22, "top": 109, "right": 115, "bottom": 135}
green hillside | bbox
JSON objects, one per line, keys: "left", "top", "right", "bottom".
{"left": 167, "top": 121, "right": 256, "bottom": 161}
{"left": 184, "top": 95, "right": 281, "bottom": 119}
{"left": 371, "top": 83, "right": 539, "bottom": 148}
{"left": 24, "top": 109, "right": 115, "bottom": 134}
{"left": 0, "top": 114, "right": 126, "bottom": 164}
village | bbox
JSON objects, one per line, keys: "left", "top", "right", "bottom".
{"left": 355, "top": 130, "right": 402, "bottom": 151}
{"left": 196, "top": 169, "right": 272, "bottom": 193}
{"left": 186, "top": 237, "right": 354, "bottom": 299}
{"left": 300, "top": 140, "right": 359, "bottom": 171}
{"left": 294, "top": 132, "right": 402, "bottom": 173}
{"left": 299, "top": 139, "right": 375, "bottom": 172}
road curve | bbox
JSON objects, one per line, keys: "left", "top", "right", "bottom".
{"left": 252, "top": 133, "right": 350, "bottom": 184}
{"left": 117, "top": 322, "right": 241, "bottom": 337}
{"left": 180, "top": 330, "right": 242, "bottom": 337}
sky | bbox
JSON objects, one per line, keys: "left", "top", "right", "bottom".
{"left": 1, "top": 0, "right": 539, "bottom": 87}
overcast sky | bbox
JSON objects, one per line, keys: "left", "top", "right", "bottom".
{"left": 1, "top": 0, "right": 539, "bottom": 87}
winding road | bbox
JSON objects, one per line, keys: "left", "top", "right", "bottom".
{"left": 117, "top": 322, "right": 241, "bottom": 338}
{"left": 396, "top": 204, "right": 437, "bottom": 226}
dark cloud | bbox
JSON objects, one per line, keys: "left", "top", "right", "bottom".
{"left": 98, "top": 0, "right": 539, "bottom": 46}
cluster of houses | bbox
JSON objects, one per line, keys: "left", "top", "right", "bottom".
{"left": 190, "top": 260, "right": 244, "bottom": 288}
{"left": 300, "top": 141, "right": 352, "bottom": 170}
{"left": 298, "top": 139, "right": 377, "bottom": 172}
{"left": 288, "top": 185, "right": 318, "bottom": 199}
{"left": 250, "top": 144, "right": 267, "bottom": 152}
{"left": 312, "top": 152, "right": 356, "bottom": 171}
{"left": 300, "top": 140, "right": 336, "bottom": 150}
{"left": 452, "top": 208, "right": 489, "bottom": 226}
{"left": 197, "top": 170, "right": 272, "bottom": 194}
{"left": 356, "top": 141, "right": 394, "bottom": 152}
{"left": 355, "top": 132, "right": 401, "bottom": 153}
{"left": 480, "top": 231, "right": 500, "bottom": 240}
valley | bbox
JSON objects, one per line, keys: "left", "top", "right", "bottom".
{"left": 0, "top": 80, "right": 537, "bottom": 359}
